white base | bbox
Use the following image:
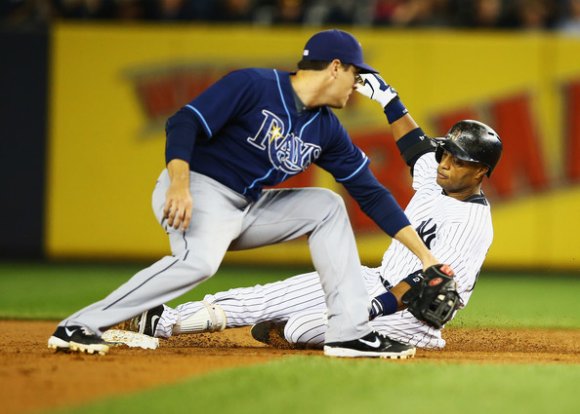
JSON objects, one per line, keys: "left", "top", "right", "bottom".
{"left": 102, "top": 329, "right": 159, "bottom": 350}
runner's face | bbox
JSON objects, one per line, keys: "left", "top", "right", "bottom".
{"left": 436, "top": 151, "right": 487, "bottom": 196}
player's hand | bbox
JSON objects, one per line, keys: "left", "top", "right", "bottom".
{"left": 355, "top": 73, "right": 399, "bottom": 108}
{"left": 163, "top": 183, "right": 193, "bottom": 232}
{"left": 420, "top": 251, "right": 443, "bottom": 271}
{"left": 402, "top": 264, "right": 460, "bottom": 328}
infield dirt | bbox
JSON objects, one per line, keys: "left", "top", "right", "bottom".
{"left": 1, "top": 321, "right": 579, "bottom": 414}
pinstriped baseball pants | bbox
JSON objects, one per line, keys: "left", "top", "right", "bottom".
{"left": 159, "top": 267, "right": 446, "bottom": 349}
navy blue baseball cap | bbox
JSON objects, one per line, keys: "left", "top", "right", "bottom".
{"left": 301, "top": 29, "right": 378, "bottom": 74}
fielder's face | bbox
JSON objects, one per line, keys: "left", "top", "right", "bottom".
{"left": 436, "top": 151, "right": 488, "bottom": 198}
{"left": 326, "top": 63, "right": 359, "bottom": 108}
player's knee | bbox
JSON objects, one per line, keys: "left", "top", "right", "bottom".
{"left": 317, "top": 188, "right": 346, "bottom": 207}
{"left": 309, "top": 189, "right": 347, "bottom": 219}
{"left": 179, "top": 253, "right": 220, "bottom": 284}
{"left": 284, "top": 316, "right": 302, "bottom": 345}
{"left": 285, "top": 312, "right": 326, "bottom": 348}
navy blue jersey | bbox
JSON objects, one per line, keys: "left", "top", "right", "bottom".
{"left": 165, "top": 68, "right": 409, "bottom": 236}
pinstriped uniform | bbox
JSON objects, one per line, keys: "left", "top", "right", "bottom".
{"left": 380, "top": 153, "right": 493, "bottom": 307}
{"left": 158, "top": 151, "right": 494, "bottom": 349}
{"left": 157, "top": 272, "right": 328, "bottom": 339}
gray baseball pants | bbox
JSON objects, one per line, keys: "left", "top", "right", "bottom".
{"left": 60, "top": 170, "right": 372, "bottom": 342}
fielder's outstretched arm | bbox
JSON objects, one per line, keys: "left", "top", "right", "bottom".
{"left": 391, "top": 226, "right": 438, "bottom": 269}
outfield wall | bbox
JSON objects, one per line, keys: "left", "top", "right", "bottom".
{"left": 41, "top": 25, "right": 580, "bottom": 269}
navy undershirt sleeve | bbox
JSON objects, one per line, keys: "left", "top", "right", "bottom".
{"left": 341, "top": 167, "right": 411, "bottom": 237}
{"left": 395, "top": 127, "right": 436, "bottom": 169}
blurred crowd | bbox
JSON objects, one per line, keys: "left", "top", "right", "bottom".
{"left": 1, "top": 0, "right": 580, "bottom": 33}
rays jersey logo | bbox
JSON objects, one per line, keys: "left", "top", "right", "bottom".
{"left": 246, "top": 110, "right": 321, "bottom": 174}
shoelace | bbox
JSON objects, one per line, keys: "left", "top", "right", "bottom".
{"left": 80, "top": 326, "right": 97, "bottom": 336}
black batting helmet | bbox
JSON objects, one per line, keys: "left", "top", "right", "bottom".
{"left": 434, "top": 120, "right": 503, "bottom": 177}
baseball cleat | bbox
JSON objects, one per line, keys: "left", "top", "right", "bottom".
{"left": 48, "top": 326, "right": 112, "bottom": 355}
{"left": 120, "top": 305, "right": 164, "bottom": 337}
{"left": 250, "top": 321, "right": 289, "bottom": 347}
{"left": 324, "top": 331, "right": 416, "bottom": 359}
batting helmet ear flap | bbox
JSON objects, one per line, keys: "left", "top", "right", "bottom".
{"left": 435, "top": 145, "right": 444, "bottom": 163}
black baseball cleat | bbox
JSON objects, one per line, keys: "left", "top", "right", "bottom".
{"left": 121, "top": 305, "right": 165, "bottom": 337}
{"left": 47, "top": 326, "right": 112, "bottom": 355}
{"left": 250, "top": 321, "right": 293, "bottom": 348}
{"left": 324, "top": 331, "right": 416, "bottom": 359}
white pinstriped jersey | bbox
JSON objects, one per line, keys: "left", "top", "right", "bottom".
{"left": 158, "top": 151, "right": 494, "bottom": 349}
{"left": 379, "top": 151, "right": 493, "bottom": 307}
{"left": 356, "top": 151, "right": 493, "bottom": 348}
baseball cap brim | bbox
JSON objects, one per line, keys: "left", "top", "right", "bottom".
{"left": 352, "top": 62, "right": 379, "bottom": 74}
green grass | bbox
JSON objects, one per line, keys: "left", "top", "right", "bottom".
{"left": 0, "top": 262, "right": 579, "bottom": 328}
{"left": 2, "top": 262, "right": 579, "bottom": 414}
{"left": 449, "top": 272, "right": 580, "bottom": 329}
{"left": 0, "top": 261, "right": 309, "bottom": 319}
{"left": 51, "top": 356, "right": 580, "bottom": 414}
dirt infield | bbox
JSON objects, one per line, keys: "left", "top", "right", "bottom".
{"left": 1, "top": 321, "right": 579, "bottom": 414}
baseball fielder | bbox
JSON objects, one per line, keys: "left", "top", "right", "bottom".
{"left": 127, "top": 73, "right": 503, "bottom": 350}
{"left": 48, "top": 30, "right": 443, "bottom": 358}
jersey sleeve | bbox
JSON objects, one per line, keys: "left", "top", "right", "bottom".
{"left": 185, "top": 70, "right": 258, "bottom": 137}
{"left": 316, "top": 119, "right": 410, "bottom": 237}
{"left": 411, "top": 152, "right": 440, "bottom": 192}
{"left": 314, "top": 120, "right": 370, "bottom": 182}
{"left": 393, "top": 128, "right": 440, "bottom": 192}
{"left": 341, "top": 168, "right": 410, "bottom": 237}
{"left": 165, "top": 70, "right": 258, "bottom": 163}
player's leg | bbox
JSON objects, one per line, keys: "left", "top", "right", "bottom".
{"left": 229, "top": 188, "right": 371, "bottom": 344}
{"left": 255, "top": 309, "right": 446, "bottom": 350}
{"left": 250, "top": 266, "right": 419, "bottom": 357}
{"left": 369, "top": 312, "right": 446, "bottom": 349}
{"left": 48, "top": 171, "right": 246, "bottom": 353}
{"left": 153, "top": 270, "right": 326, "bottom": 338}
{"left": 284, "top": 309, "right": 327, "bottom": 348}
{"left": 146, "top": 265, "right": 384, "bottom": 341}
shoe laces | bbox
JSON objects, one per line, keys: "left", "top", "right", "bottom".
{"left": 372, "top": 331, "right": 399, "bottom": 345}
{"left": 80, "top": 326, "right": 97, "bottom": 336}
{"left": 374, "top": 331, "right": 410, "bottom": 347}
{"left": 372, "top": 331, "right": 388, "bottom": 340}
